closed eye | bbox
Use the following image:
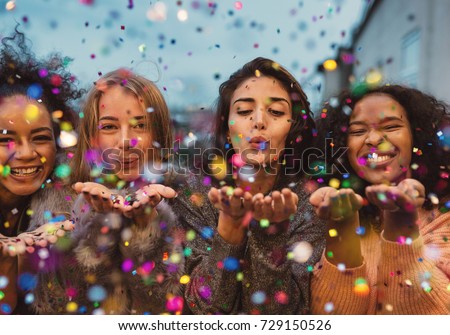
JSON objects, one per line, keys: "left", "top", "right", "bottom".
{"left": 133, "top": 123, "right": 146, "bottom": 130}
{"left": 236, "top": 110, "right": 253, "bottom": 116}
{"left": 348, "top": 129, "right": 366, "bottom": 136}
{"left": 268, "top": 108, "right": 285, "bottom": 116}
{"left": 0, "top": 137, "right": 14, "bottom": 144}
{"left": 33, "top": 135, "right": 53, "bottom": 142}
{"left": 383, "top": 125, "right": 402, "bottom": 131}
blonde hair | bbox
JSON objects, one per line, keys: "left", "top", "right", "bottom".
{"left": 71, "top": 68, "right": 172, "bottom": 183}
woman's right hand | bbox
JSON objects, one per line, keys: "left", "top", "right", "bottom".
{"left": 309, "top": 187, "right": 363, "bottom": 222}
{"left": 72, "top": 182, "right": 124, "bottom": 213}
{"left": 209, "top": 186, "right": 253, "bottom": 244}
{"left": 309, "top": 187, "right": 364, "bottom": 267}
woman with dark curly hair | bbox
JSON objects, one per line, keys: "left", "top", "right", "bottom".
{"left": 0, "top": 28, "right": 82, "bottom": 314}
{"left": 310, "top": 84, "right": 450, "bottom": 314}
{"left": 172, "top": 57, "right": 325, "bottom": 314}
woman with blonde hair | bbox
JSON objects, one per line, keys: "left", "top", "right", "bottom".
{"left": 35, "top": 68, "right": 184, "bottom": 315}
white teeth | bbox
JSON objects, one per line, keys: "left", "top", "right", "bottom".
{"left": 367, "top": 153, "right": 391, "bottom": 163}
{"left": 11, "top": 167, "right": 40, "bottom": 176}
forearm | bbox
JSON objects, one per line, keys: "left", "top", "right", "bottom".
{"left": 185, "top": 234, "right": 246, "bottom": 314}
{"left": 325, "top": 215, "right": 363, "bottom": 268}
{"left": 311, "top": 253, "right": 372, "bottom": 314}
{"left": 382, "top": 210, "right": 420, "bottom": 241}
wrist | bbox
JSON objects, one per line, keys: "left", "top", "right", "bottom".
{"left": 383, "top": 210, "right": 419, "bottom": 241}
{"left": 217, "top": 211, "right": 247, "bottom": 245}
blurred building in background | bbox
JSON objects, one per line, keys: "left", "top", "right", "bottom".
{"left": 318, "top": 0, "right": 450, "bottom": 103}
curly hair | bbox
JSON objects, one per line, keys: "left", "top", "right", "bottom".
{"left": 316, "top": 84, "right": 450, "bottom": 209}
{"left": 0, "top": 27, "right": 82, "bottom": 145}
{"left": 207, "top": 57, "right": 316, "bottom": 187}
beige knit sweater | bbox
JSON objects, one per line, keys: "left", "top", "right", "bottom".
{"left": 311, "top": 206, "right": 450, "bottom": 314}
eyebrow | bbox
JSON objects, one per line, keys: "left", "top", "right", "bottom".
{"left": 349, "top": 116, "right": 405, "bottom": 127}
{"left": 232, "top": 97, "right": 291, "bottom": 107}
{"left": 0, "top": 127, "right": 53, "bottom": 135}
{"left": 99, "top": 116, "right": 145, "bottom": 122}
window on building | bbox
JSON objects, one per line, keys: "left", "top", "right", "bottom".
{"left": 400, "top": 28, "right": 421, "bottom": 88}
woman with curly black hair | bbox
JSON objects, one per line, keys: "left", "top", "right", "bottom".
{"left": 0, "top": 28, "right": 82, "bottom": 314}
{"left": 310, "top": 84, "right": 450, "bottom": 314}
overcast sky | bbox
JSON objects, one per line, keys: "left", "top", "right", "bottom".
{"left": 0, "top": 0, "right": 368, "bottom": 113}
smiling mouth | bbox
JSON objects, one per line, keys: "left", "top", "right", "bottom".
{"left": 364, "top": 152, "right": 396, "bottom": 165}
{"left": 10, "top": 167, "right": 43, "bottom": 177}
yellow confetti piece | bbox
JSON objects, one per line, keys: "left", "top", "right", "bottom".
{"left": 25, "top": 104, "right": 40, "bottom": 122}
{"left": 186, "top": 230, "right": 196, "bottom": 241}
{"left": 271, "top": 62, "right": 280, "bottom": 71}
{"left": 170, "top": 253, "right": 182, "bottom": 264}
{"left": 226, "top": 187, "right": 234, "bottom": 196}
{"left": 40, "top": 156, "right": 47, "bottom": 164}
{"left": 4, "top": 221, "right": 10, "bottom": 229}
{"left": 236, "top": 272, "right": 244, "bottom": 281}
{"left": 323, "top": 59, "right": 337, "bottom": 71}
{"left": 329, "top": 178, "right": 340, "bottom": 189}
{"left": 180, "top": 275, "right": 190, "bottom": 285}
{"left": 210, "top": 155, "right": 227, "bottom": 180}
{"left": 255, "top": 69, "right": 261, "bottom": 77}
{"left": 328, "top": 229, "right": 338, "bottom": 237}
{"left": 85, "top": 274, "right": 97, "bottom": 284}
{"left": 286, "top": 251, "right": 294, "bottom": 260}
{"left": 366, "top": 69, "right": 383, "bottom": 85}
{"left": 124, "top": 241, "right": 129, "bottom": 247}
{"left": 378, "top": 141, "right": 393, "bottom": 152}
{"left": 60, "top": 121, "right": 73, "bottom": 132}
{"left": 66, "top": 302, "right": 78, "bottom": 313}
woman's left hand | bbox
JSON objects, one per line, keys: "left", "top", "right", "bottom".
{"left": 122, "top": 184, "right": 177, "bottom": 228}
{"left": 252, "top": 188, "right": 299, "bottom": 224}
{"left": 365, "top": 178, "right": 425, "bottom": 213}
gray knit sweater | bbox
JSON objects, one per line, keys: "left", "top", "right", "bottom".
{"left": 32, "top": 189, "right": 184, "bottom": 315}
{"left": 171, "top": 174, "right": 326, "bottom": 314}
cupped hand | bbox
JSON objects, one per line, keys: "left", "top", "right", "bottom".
{"left": 73, "top": 182, "right": 124, "bottom": 213}
{"left": 208, "top": 186, "right": 253, "bottom": 221}
{"left": 309, "top": 187, "right": 363, "bottom": 221}
{"left": 0, "top": 220, "right": 75, "bottom": 256}
{"left": 253, "top": 188, "right": 299, "bottom": 223}
{"left": 122, "top": 184, "right": 177, "bottom": 228}
{"left": 365, "top": 178, "right": 425, "bottom": 213}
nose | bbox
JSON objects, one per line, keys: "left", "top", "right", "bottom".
{"left": 117, "top": 127, "right": 131, "bottom": 150}
{"left": 365, "top": 128, "right": 385, "bottom": 146}
{"left": 253, "top": 107, "right": 266, "bottom": 130}
{"left": 15, "top": 139, "right": 38, "bottom": 160}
